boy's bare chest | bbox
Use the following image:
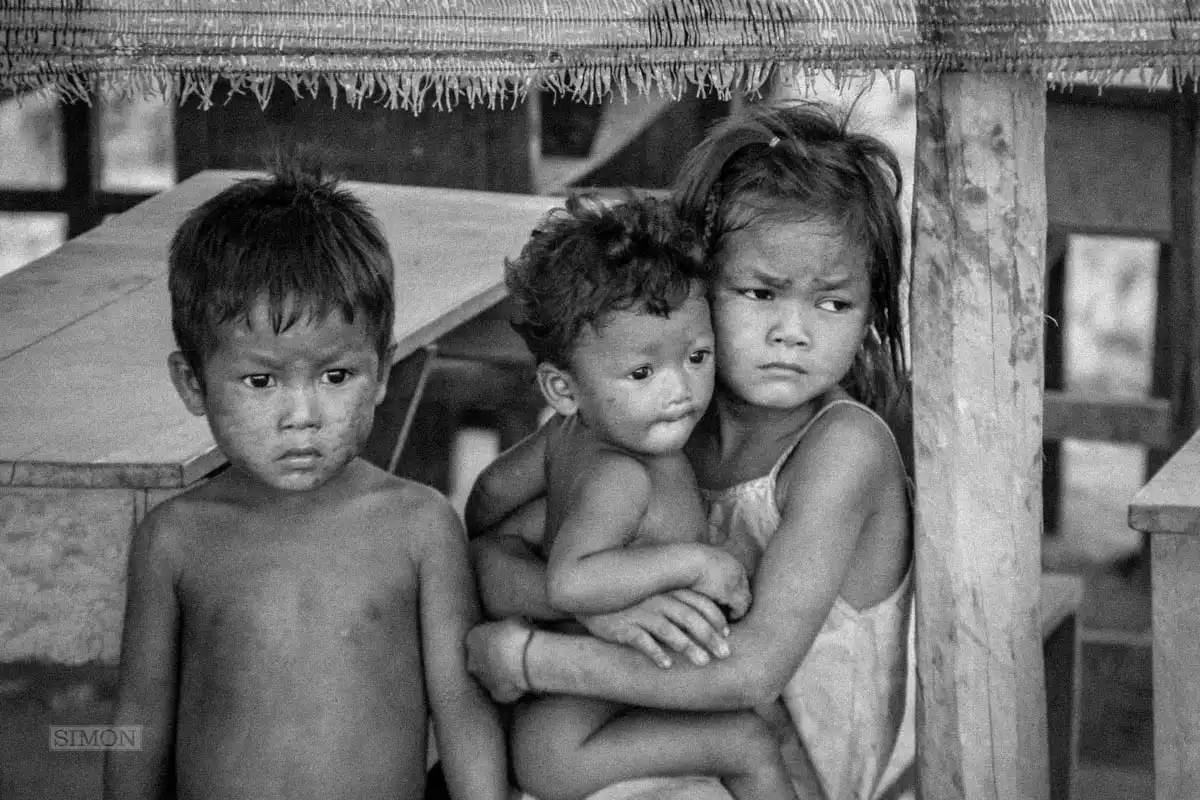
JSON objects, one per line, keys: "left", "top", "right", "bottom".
{"left": 178, "top": 521, "right": 419, "bottom": 654}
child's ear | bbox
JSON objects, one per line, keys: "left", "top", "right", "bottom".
{"left": 374, "top": 342, "right": 398, "bottom": 406}
{"left": 168, "top": 352, "right": 208, "bottom": 417}
{"left": 536, "top": 362, "right": 579, "bottom": 417}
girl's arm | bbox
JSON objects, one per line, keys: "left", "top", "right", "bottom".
{"left": 465, "top": 417, "right": 555, "bottom": 537}
{"left": 469, "top": 499, "right": 562, "bottom": 621}
{"left": 466, "top": 417, "right": 565, "bottom": 620}
{"left": 420, "top": 497, "right": 509, "bottom": 800}
{"left": 104, "top": 507, "right": 182, "bottom": 800}
{"left": 469, "top": 410, "right": 902, "bottom": 710}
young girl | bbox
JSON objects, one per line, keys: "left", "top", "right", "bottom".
{"left": 476, "top": 191, "right": 794, "bottom": 800}
{"left": 466, "top": 100, "right": 913, "bottom": 800}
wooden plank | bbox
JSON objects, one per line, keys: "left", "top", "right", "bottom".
{"left": 911, "top": 72, "right": 1049, "bottom": 800}
{"left": 1046, "top": 101, "right": 1172, "bottom": 239}
{"left": 534, "top": 92, "right": 676, "bottom": 194}
{"left": 0, "top": 172, "right": 557, "bottom": 486}
{"left": 0, "top": 171, "right": 249, "bottom": 361}
{"left": 1151, "top": 534, "right": 1200, "bottom": 799}
{"left": 1043, "top": 234, "right": 1068, "bottom": 533}
{"left": 1129, "top": 427, "right": 1200, "bottom": 535}
{"left": 1043, "top": 391, "right": 1173, "bottom": 449}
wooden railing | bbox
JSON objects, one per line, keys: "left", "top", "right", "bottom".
{"left": 1128, "top": 426, "right": 1200, "bottom": 799}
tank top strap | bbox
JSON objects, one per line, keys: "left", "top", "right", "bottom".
{"left": 764, "top": 397, "right": 906, "bottom": 489}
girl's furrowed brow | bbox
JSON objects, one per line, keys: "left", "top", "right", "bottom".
{"left": 812, "top": 274, "right": 855, "bottom": 290}
{"left": 747, "top": 269, "right": 793, "bottom": 290}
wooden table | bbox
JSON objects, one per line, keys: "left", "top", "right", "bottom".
{"left": 1128, "top": 426, "right": 1200, "bottom": 800}
{"left": 0, "top": 170, "right": 555, "bottom": 664}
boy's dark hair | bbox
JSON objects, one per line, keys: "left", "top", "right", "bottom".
{"left": 505, "top": 191, "right": 707, "bottom": 369}
{"left": 673, "top": 100, "right": 908, "bottom": 418}
{"left": 168, "top": 161, "right": 395, "bottom": 379}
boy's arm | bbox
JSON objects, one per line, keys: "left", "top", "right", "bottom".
{"left": 104, "top": 507, "right": 182, "bottom": 800}
{"left": 464, "top": 417, "right": 554, "bottom": 537}
{"left": 419, "top": 496, "right": 508, "bottom": 800}
{"left": 546, "top": 454, "right": 748, "bottom": 617}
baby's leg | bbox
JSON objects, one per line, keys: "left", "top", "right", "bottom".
{"left": 510, "top": 695, "right": 796, "bottom": 800}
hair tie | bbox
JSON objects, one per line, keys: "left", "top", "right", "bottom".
{"left": 768, "top": 136, "right": 781, "bottom": 148}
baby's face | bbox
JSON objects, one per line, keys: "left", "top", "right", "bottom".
{"left": 567, "top": 286, "right": 715, "bottom": 456}
{"left": 189, "top": 300, "right": 387, "bottom": 495}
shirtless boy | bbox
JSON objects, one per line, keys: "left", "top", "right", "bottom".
{"left": 466, "top": 193, "right": 795, "bottom": 800}
{"left": 104, "top": 164, "right": 507, "bottom": 800}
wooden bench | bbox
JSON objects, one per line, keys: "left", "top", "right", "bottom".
{"left": 0, "top": 170, "right": 557, "bottom": 665}
{"left": 1128, "top": 426, "right": 1200, "bottom": 800}
{"left": 1041, "top": 571, "right": 1085, "bottom": 800}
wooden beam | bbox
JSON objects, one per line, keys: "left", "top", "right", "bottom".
{"left": 61, "top": 100, "right": 100, "bottom": 238}
{"left": 1150, "top": 534, "right": 1200, "bottom": 800}
{"left": 0, "top": 189, "right": 154, "bottom": 216}
{"left": 1043, "top": 390, "right": 1173, "bottom": 449}
{"left": 911, "top": 72, "right": 1049, "bottom": 799}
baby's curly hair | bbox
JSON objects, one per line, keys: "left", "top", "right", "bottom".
{"left": 505, "top": 191, "right": 707, "bottom": 369}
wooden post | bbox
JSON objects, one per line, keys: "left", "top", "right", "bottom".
{"left": 910, "top": 72, "right": 1049, "bottom": 799}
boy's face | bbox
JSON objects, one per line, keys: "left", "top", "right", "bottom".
{"left": 547, "top": 286, "right": 715, "bottom": 456}
{"left": 170, "top": 300, "right": 390, "bottom": 495}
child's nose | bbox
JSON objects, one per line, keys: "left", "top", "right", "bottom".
{"left": 280, "top": 384, "right": 322, "bottom": 429}
{"left": 771, "top": 304, "right": 811, "bottom": 346}
{"left": 664, "top": 371, "right": 694, "bottom": 406}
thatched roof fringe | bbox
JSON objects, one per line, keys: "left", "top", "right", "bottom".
{"left": 6, "top": 0, "right": 1200, "bottom": 108}
{"left": 4, "top": 55, "right": 1196, "bottom": 112}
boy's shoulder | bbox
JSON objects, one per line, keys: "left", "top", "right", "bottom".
{"left": 351, "top": 460, "right": 464, "bottom": 547}
{"left": 131, "top": 480, "right": 219, "bottom": 559}
{"left": 360, "top": 464, "right": 456, "bottom": 517}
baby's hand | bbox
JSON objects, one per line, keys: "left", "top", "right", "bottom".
{"left": 690, "top": 547, "right": 751, "bottom": 620}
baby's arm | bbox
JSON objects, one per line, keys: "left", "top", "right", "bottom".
{"left": 418, "top": 494, "right": 508, "bottom": 800}
{"left": 465, "top": 419, "right": 735, "bottom": 663}
{"left": 546, "top": 453, "right": 749, "bottom": 618}
{"left": 104, "top": 505, "right": 182, "bottom": 800}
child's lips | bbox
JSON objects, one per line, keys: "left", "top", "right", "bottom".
{"left": 279, "top": 447, "right": 321, "bottom": 466}
{"left": 661, "top": 408, "right": 700, "bottom": 424}
{"left": 761, "top": 362, "right": 807, "bottom": 374}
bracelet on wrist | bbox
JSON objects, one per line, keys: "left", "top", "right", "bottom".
{"left": 520, "top": 628, "right": 537, "bottom": 694}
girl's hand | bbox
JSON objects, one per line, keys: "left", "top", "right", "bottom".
{"left": 577, "top": 589, "right": 732, "bottom": 669}
{"left": 466, "top": 618, "right": 534, "bottom": 703}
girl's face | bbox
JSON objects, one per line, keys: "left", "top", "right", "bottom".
{"left": 710, "top": 217, "right": 870, "bottom": 413}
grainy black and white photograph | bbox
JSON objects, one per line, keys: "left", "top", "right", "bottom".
{"left": 1, "top": 4, "right": 1193, "bottom": 799}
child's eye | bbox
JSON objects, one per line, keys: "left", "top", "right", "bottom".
{"left": 818, "top": 298, "right": 852, "bottom": 312}
{"left": 689, "top": 348, "right": 712, "bottom": 365}
{"left": 629, "top": 366, "right": 652, "bottom": 381}
{"left": 324, "top": 369, "right": 351, "bottom": 385}
{"left": 740, "top": 288, "right": 774, "bottom": 301}
{"left": 242, "top": 374, "right": 274, "bottom": 389}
